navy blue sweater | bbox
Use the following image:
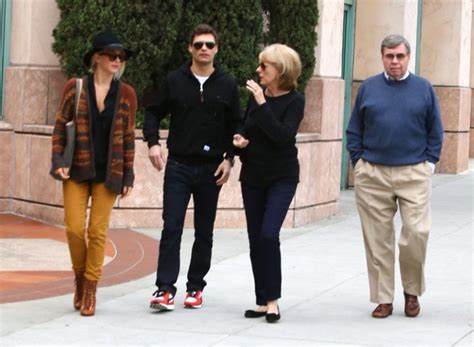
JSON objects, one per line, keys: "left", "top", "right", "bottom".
{"left": 346, "top": 73, "right": 443, "bottom": 167}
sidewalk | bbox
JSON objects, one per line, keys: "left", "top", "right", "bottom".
{"left": 1, "top": 162, "right": 473, "bottom": 346}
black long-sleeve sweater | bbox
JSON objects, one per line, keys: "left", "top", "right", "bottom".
{"left": 143, "top": 63, "right": 241, "bottom": 164}
{"left": 238, "top": 90, "right": 305, "bottom": 186}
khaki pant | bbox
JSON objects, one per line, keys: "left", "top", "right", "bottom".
{"left": 63, "top": 180, "right": 117, "bottom": 281}
{"left": 354, "top": 159, "right": 432, "bottom": 304}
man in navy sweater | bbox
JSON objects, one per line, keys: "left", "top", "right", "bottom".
{"left": 346, "top": 34, "right": 443, "bottom": 319}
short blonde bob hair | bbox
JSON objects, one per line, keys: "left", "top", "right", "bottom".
{"left": 259, "top": 44, "right": 302, "bottom": 90}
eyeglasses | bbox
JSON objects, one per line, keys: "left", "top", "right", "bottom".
{"left": 99, "top": 51, "right": 126, "bottom": 62}
{"left": 383, "top": 53, "right": 408, "bottom": 61}
{"left": 193, "top": 41, "right": 216, "bottom": 50}
{"left": 259, "top": 62, "right": 268, "bottom": 70}
{"left": 258, "top": 61, "right": 275, "bottom": 70}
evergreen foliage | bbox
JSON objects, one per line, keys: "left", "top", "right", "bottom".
{"left": 52, "top": 0, "right": 182, "bottom": 125}
{"left": 263, "top": 0, "right": 318, "bottom": 92}
{"left": 52, "top": 0, "right": 318, "bottom": 126}
{"left": 165, "top": 0, "right": 263, "bottom": 107}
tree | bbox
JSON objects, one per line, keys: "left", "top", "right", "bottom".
{"left": 52, "top": 0, "right": 182, "bottom": 125}
{"left": 262, "top": 0, "right": 318, "bottom": 92}
{"left": 52, "top": 0, "right": 318, "bottom": 125}
{"left": 168, "top": 0, "right": 263, "bottom": 107}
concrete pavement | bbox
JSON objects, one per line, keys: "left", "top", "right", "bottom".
{"left": 1, "top": 162, "right": 473, "bottom": 346}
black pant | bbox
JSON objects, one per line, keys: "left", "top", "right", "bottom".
{"left": 155, "top": 159, "right": 221, "bottom": 295}
{"left": 241, "top": 180, "right": 297, "bottom": 305}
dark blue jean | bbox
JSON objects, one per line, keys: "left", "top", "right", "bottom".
{"left": 155, "top": 159, "right": 221, "bottom": 295}
{"left": 241, "top": 179, "right": 297, "bottom": 305}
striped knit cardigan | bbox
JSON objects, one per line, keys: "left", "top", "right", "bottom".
{"left": 51, "top": 76, "right": 137, "bottom": 194}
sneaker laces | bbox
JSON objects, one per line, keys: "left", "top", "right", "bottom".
{"left": 188, "top": 290, "right": 197, "bottom": 298}
{"left": 152, "top": 289, "right": 174, "bottom": 299}
{"left": 153, "top": 290, "right": 166, "bottom": 298}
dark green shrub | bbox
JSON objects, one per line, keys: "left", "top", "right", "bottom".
{"left": 263, "top": 0, "right": 318, "bottom": 92}
{"left": 166, "top": 0, "right": 263, "bottom": 107}
{"left": 52, "top": 0, "right": 318, "bottom": 125}
{"left": 52, "top": 0, "right": 182, "bottom": 126}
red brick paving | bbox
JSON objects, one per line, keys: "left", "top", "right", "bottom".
{"left": 0, "top": 213, "right": 159, "bottom": 303}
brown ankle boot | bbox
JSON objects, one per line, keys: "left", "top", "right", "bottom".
{"left": 80, "top": 279, "right": 98, "bottom": 316}
{"left": 73, "top": 272, "right": 84, "bottom": 310}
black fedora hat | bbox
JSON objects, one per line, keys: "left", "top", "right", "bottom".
{"left": 83, "top": 31, "right": 133, "bottom": 67}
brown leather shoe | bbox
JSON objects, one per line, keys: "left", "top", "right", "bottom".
{"left": 73, "top": 272, "right": 84, "bottom": 310}
{"left": 80, "top": 279, "right": 98, "bottom": 316}
{"left": 404, "top": 292, "right": 420, "bottom": 317}
{"left": 372, "top": 303, "right": 393, "bottom": 318}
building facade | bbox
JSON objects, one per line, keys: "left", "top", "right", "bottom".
{"left": 0, "top": 0, "right": 472, "bottom": 228}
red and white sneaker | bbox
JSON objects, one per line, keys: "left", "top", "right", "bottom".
{"left": 150, "top": 290, "right": 175, "bottom": 311}
{"left": 183, "top": 290, "right": 203, "bottom": 309}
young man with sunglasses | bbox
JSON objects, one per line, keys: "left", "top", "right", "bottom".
{"left": 143, "top": 23, "right": 241, "bottom": 312}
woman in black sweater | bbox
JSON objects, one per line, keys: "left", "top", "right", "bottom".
{"left": 233, "top": 44, "right": 304, "bottom": 323}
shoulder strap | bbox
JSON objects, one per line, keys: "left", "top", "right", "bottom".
{"left": 74, "top": 78, "right": 83, "bottom": 118}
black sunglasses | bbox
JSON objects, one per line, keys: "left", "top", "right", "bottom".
{"left": 193, "top": 41, "right": 216, "bottom": 50}
{"left": 259, "top": 62, "right": 270, "bottom": 70}
{"left": 99, "top": 50, "right": 126, "bottom": 62}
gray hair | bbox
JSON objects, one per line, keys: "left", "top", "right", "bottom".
{"left": 380, "top": 35, "right": 411, "bottom": 55}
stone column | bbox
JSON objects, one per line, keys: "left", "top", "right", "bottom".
{"left": 4, "top": 0, "right": 65, "bottom": 129}
{"left": 471, "top": 5, "right": 474, "bottom": 158}
{"left": 2, "top": 0, "right": 65, "bottom": 218}
{"left": 353, "top": 0, "right": 419, "bottom": 81}
{"left": 296, "top": 0, "right": 345, "bottom": 224}
{"left": 347, "top": 0, "right": 419, "bottom": 186}
{"left": 420, "top": 0, "right": 472, "bottom": 173}
{"left": 0, "top": 121, "right": 14, "bottom": 211}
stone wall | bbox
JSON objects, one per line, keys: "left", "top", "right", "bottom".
{"left": 0, "top": 125, "right": 340, "bottom": 229}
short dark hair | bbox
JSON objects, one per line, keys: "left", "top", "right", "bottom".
{"left": 380, "top": 34, "right": 411, "bottom": 55}
{"left": 188, "top": 23, "right": 218, "bottom": 45}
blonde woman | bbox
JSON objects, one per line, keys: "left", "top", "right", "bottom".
{"left": 51, "top": 31, "right": 137, "bottom": 316}
{"left": 233, "top": 44, "right": 304, "bottom": 323}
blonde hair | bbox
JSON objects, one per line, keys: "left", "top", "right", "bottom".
{"left": 259, "top": 44, "right": 302, "bottom": 90}
{"left": 88, "top": 52, "right": 126, "bottom": 80}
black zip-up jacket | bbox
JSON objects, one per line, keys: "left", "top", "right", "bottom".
{"left": 143, "top": 63, "right": 241, "bottom": 164}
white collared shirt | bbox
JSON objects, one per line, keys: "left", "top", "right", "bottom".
{"left": 384, "top": 71, "right": 410, "bottom": 81}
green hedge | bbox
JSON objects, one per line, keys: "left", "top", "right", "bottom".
{"left": 263, "top": 0, "right": 318, "bottom": 92}
{"left": 52, "top": 0, "right": 318, "bottom": 126}
{"left": 172, "top": 0, "right": 263, "bottom": 107}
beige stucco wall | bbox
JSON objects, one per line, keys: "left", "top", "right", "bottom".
{"left": 420, "top": 0, "right": 472, "bottom": 87}
{"left": 420, "top": 0, "right": 472, "bottom": 172}
{"left": 353, "top": 0, "right": 419, "bottom": 80}
{"left": 471, "top": 6, "right": 474, "bottom": 158}
{"left": 471, "top": 6, "right": 474, "bottom": 88}
{"left": 10, "top": 0, "right": 60, "bottom": 66}
{"left": 314, "top": 0, "right": 344, "bottom": 77}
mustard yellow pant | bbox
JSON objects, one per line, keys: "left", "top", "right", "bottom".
{"left": 63, "top": 180, "right": 117, "bottom": 281}
{"left": 354, "top": 160, "right": 432, "bottom": 304}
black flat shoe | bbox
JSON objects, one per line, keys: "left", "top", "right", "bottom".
{"left": 244, "top": 309, "right": 267, "bottom": 318}
{"left": 265, "top": 311, "right": 281, "bottom": 323}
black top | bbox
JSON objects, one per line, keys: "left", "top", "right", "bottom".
{"left": 88, "top": 75, "right": 119, "bottom": 182}
{"left": 238, "top": 90, "right": 305, "bottom": 186}
{"left": 143, "top": 63, "right": 241, "bottom": 165}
